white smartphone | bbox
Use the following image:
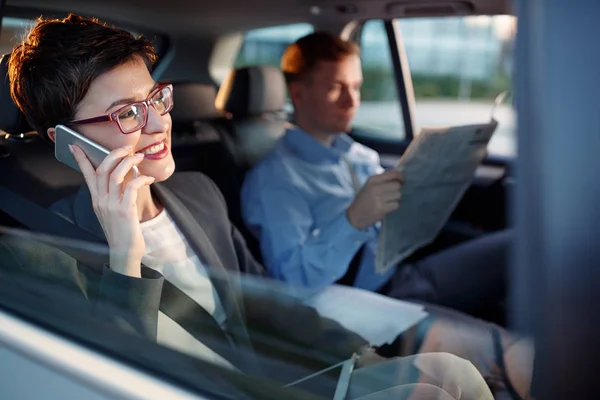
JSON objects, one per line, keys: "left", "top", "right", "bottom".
{"left": 54, "top": 124, "right": 139, "bottom": 178}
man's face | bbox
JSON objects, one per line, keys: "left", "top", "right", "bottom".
{"left": 291, "top": 54, "right": 362, "bottom": 135}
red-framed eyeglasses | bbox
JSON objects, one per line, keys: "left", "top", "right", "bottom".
{"left": 68, "top": 83, "right": 174, "bottom": 134}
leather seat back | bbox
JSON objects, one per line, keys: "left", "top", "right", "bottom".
{"left": 215, "top": 66, "right": 289, "bottom": 170}
{"left": 168, "top": 82, "right": 244, "bottom": 217}
{"left": 0, "top": 54, "right": 84, "bottom": 213}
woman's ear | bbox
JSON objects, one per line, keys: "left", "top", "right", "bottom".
{"left": 46, "top": 127, "right": 56, "bottom": 143}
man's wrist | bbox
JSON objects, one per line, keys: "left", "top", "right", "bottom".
{"left": 346, "top": 207, "right": 366, "bottom": 231}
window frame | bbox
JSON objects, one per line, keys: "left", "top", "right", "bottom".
{"left": 348, "top": 17, "right": 515, "bottom": 165}
{"left": 387, "top": 19, "right": 417, "bottom": 141}
{"left": 0, "top": 307, "right": 212, "bottom": 400}
{"left": 347, "top": 19, "right": 415, "bottom": 155}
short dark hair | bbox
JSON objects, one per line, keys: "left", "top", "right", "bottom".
{"left": 280, "top": 31, "right": 360, "bottom": 84}
{"left": 8, "top": 14, "right": 157, "bottom": 136}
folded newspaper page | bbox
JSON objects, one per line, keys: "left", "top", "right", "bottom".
{"left": 303, "top": 284, "right": 429, "bottom": 346}
{"left": 237, "top": 273, "right": 427, "bottom": 346}
{"left": 375, "top": 120, "right": 498, "bottom": 274}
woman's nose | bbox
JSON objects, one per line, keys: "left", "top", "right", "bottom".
{"left": 142, "top": 106, "right": 169, "bottom": 134}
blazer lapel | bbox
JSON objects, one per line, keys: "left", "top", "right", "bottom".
{"left": 152, "top": 183, "right": 262, "bottom": 372}
{"left": 152, "top": 184, "right": 238, "bottom": 314}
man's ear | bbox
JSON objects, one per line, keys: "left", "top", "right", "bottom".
{"left": 46, "top": 127, "right": 56, "bottom": 143}
{"left": 287, "top": 81, "right": 303, "bottom": 107}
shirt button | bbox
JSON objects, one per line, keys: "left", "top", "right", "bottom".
{"left": 355, "top": 241, "right": 361, "bottom": 245}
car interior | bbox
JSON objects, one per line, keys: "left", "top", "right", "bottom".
{"left": 0, "top": 0, "right": 532, "bottom": 398}
{"left": 0, "top": 0, "right": 597, "bottom": 397}
{"left": 0, "top": 0, "right": 514, "bottom": 265}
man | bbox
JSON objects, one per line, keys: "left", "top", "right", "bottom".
{"left": 242, "top": 32, "right": 511, "bottom": 317}
{"left": 2, "top": 14, "right": 494, "bottom": 400}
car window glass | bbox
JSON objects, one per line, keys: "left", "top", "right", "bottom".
{"left": 353, "top": 20, "right": 406, "bottom": 141}
{"left": 0, "top": 228, "right": 330, "bottom": 399}
{"left": 1, "top": 17, "right": 154, "bottom": 58}
{"left": 0, "top": 17, "right": 34, "bottom": 55}
{"left": 399, "top": 15, "right": 516, "bottom": 157}
{"left": 234, "top": 23, "right": 314, "bottom": 69}
{"left": 234, "top": 23, "right": 314, "bottom": 113}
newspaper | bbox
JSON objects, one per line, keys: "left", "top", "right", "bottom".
{"left": 303, "top": 284, "right": 429, "bottom": 346}
{"left": 375, "top": 120, "right": 498, "bottom": 274}
{"left": 238, "top": 273, "right": 427, "bottom": 346}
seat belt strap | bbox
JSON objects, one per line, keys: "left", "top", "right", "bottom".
{"left": 0, "top": 186, "right": 102, "bottom": 244}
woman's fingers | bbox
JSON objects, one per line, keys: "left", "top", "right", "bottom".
{"left": 70, "top": 145, "right": 149, "bottom": 279}
{"left": 122, "top": 176, "right": 156, "bottom": 212}
{"left": 70, "top": 144, "right": 99, "bottom": 199}
{"left": 95, "top": 145, "right": 134, "bottom": 197}
{"left": 72, "top": 144, "right": 144, "bottom": 213}
{"left": 108, "top": 153, "right": 145, "bottom": 199}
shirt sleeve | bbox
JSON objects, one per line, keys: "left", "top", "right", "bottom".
{"left": 242, "top": 180, "right": 375, "bottom": 291}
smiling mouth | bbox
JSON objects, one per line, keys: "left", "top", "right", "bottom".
{"left": 137, "top": 141, "right": 165, "bottom": 155}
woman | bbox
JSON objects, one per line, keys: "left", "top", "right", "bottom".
{"left": 6, "top": 13, "right": 529, "bottom": 399}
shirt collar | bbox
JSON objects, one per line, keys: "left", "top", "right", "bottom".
{"left": 283, "top": 126, "right": 355, "bottom": 164}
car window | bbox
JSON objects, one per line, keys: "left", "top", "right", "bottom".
{"left": 233, "top": 23, "right": 314, "bottom": 113}
{"left": 234, "top": 23, "right": 314, "bottom": 68}
{"left": 353, "top": 20, "right": 406, "bottom": 141}
{"left": 0, "top": 12, "right": 527, "bottom": 400}
{"left": 0, "top": 228, "right": 331, "bottom": 399}
{"left": 0, "top": 17, "right": 34, "bottom": 55}
{"left": 399, "top": 15, "right": 516, "bottom": 157}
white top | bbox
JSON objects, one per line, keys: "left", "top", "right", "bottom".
{"left": 140, "top": 209, "right": 234, "bottom": 369}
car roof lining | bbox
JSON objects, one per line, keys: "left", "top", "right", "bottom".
{"left": 6, "top": 0, "right": 513, "bottom": 37}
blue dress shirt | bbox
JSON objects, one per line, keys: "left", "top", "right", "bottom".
{"left": 241, "top": 127, "right": 396, "bottom": 294}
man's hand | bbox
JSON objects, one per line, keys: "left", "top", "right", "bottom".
{"left": 346, "top": 169, "right": 404, "bottom": 231}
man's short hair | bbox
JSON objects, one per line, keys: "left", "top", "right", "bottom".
{"left": 8, "top": 14, "right": 157, "bottom": 136}
{"left": 280, "top": 31, "right": 360, "bottom": 84}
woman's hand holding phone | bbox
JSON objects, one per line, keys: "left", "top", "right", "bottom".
{"left": 70, "top": 144, "right": 154, "bottom": 278}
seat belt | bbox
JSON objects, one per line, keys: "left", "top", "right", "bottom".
{"left": 337, "top": 157, "right": 366, "bottom": 287}
{"left": 0, "top": 186, "right": 109, "bottom": 268}
{"left": 0, "top": 186, "right": 103, "bottom": 244}
{"left": 0, "top": 185, "right": 238, "bottom": 365}
{"left": 336, "top": 246, "right": 365, "bottom": 286}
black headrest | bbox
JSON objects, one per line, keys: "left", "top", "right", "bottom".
{"left": 215, "top": 66, "right": 286, "bottom": 119}
{"left": 169, "top": 82, "right": 221, "bottom": 122}
{"left": 0, "top": 54, "right": 31, "bottom": 134}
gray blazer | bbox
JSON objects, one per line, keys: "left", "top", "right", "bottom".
{"left": 44, "top": 172, "right": 367, "bottom": 383}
